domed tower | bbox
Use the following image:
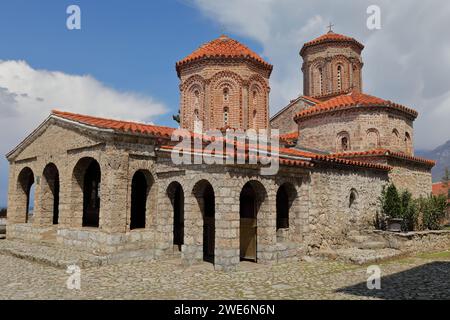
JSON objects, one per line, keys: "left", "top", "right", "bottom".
{"left": 176, "top": 35, "right": 273, "bottom": 132}
{"left": 300, "top": 29, "right": 364, "bottom": 100}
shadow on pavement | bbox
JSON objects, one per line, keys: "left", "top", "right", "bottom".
{"left": 336, "top": 261, "right": 450, "bottom": 300}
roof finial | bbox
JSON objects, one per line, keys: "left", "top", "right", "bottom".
{"left": 327, "top": 22, "right": 334, "bottom": 33}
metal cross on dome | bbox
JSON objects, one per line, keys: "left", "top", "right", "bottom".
{"left": 327, "top": 22, "right": 334, "bottom": 33}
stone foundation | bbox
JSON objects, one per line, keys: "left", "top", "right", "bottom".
{"left": 373, "top": 230, "right": 450, "bottom": 254}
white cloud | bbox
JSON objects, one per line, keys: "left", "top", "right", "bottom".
{"left": 0, "top": 60, "right": 167, "bottom": 206}
{"left": 192, "top": 0, "right": 450, "bottom": 150}
{"left": 0, "top": 60, "right": 167, "bottom": 153}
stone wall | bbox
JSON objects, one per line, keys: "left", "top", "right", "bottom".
{"left": 387, "top": 158, "right": 432, "bottom": 198}
{"left": 373, "top": 230, "right": 450, "bottom": 254}
{"left": 270, "top": 98, "right": 312, "bottom": 135}
{"left": 296, "top": 108, "right": 414, "bottom": 155}
{"left": 306, "top": 167, "right": 388, "bottom": 251}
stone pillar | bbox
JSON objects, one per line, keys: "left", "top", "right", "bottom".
{"left": 181, "top": 191, "right": 203, "bottom": 265}
{"left": 99, "top": 152, "right": 128, "bottom": 234}
{"left": 257, "top": 190, "right": 277, "bottom": 264}
{"left": 214, "top": 184, "right": 240, "bottom": 271}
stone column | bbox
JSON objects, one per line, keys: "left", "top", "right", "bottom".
{"left": 214, "top": 183, "right": 240, "bottom": 271}
{"left": 257, "top": 190, "right": 277, "bottom": 264}
{"left": 181, "top": 190, "right": 203, "bottom": 265}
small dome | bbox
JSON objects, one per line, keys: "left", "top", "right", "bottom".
{"left": 176, "top": 35, "right": 272, "bottom": 75}
{"left": 300, "top": 31, "right": 364, "bottom": 56}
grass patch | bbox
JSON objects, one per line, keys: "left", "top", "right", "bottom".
{"left": 416, "top": 250, "right": 450, "bottom": 260}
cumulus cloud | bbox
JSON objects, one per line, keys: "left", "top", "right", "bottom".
{"left": 0, "top": 60, "right": 167, "bottom": 206}
{"left": 192, "top": 0, "right": 450, "bottom": 149}
{"left": 0, "top": 60, "right": 167, "bottom": 153}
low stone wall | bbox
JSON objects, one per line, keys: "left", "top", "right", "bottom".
{"left": 373, "top": 230, "right": 450, "bottom": 253}
{"left": 6, "top": 223, "right": 57, "bottom": 241}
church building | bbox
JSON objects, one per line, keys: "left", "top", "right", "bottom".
{"left": 5, "top": 30, "right": 434, "bottom": 271}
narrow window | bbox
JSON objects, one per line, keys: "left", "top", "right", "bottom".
{"left": 337, "top": 65, "right": 342, "bottom": 91}
{"left": 223, "top": 88, "right": 229, "bottom": 102}
{"left": 223, "top": 107, "right": 229, "bottom": 126}
{"left": 341, "top": 137, "right": 349, "bottom": 151}
{"left": 319, "top": 68, "right": 323, "bottom": 94}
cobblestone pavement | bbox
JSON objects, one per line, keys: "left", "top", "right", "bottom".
{"left": 0, "top": 246, "right": 449, "bottom": 300}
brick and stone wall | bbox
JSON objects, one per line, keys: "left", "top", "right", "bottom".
{"left": 178, "top": 60, "right": 270, "bottom": 132}
{"left": 301, "top": 42, "right": 363, "bottom": 98}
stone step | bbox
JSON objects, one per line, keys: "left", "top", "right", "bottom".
{"left": 357, "top": 241, "right": 388, "bottom": 250}
{"left": 335, "top": 248, "right": 404, "bottom": 265}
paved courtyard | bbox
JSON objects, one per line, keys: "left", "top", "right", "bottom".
{"left": 0, "top": 244, "right": 449, "bottom": 300}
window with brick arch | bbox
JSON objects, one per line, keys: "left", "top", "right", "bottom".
{"left": 367, "top": 129, "right": 380, "bottom": 149}
{"left": 392, "top": 129, "right": 400, "bottom": 147}
{"left": 223, "top": 87, "right": 229, "bottom": 102}
{"left": 405, "top": 132, "right": 412, "bottom": 154}
{"left": 319, "top": 67, "right": 323, "bottom": 95}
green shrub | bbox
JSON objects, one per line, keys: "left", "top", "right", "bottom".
{"left": 379, "top": 184, "right": 418, "bottom": 231}
{"left": 417, "top": 195, "right": 447, "bottom": 230}
{"left": 0, "top": 208, "right": 6, "bottom": 218}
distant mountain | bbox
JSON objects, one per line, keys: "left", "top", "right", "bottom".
{"left": 416, "top": 140, "right": 450, "bottom": 182}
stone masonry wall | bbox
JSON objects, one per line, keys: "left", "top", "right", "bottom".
{"left": 270, "top": 98, "right": 312, "bottom": 135}
{"left": 297, "top": 109, "right": 414, "bottom": 155}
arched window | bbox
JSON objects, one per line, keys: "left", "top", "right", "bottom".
{"left": 405, "top": 132, "right": 412, "bottom": 153}
{"left": 337, "top": 131, "right": 350, "bottom": 152}
{"left": 194, "top": 109, "right": 199, "bottom": 121}
{"left": 392, "top": 129, "right": 400, "bottom": 147}
{"left": 223, "top": 107, "right": 229, "bottom": 126}
{"left": 194, "top": 90, "right": 199, "bottom": 106}
{"left": 252, "top": 90, "right": 257, "bottom": 105}
{"left": 337, "top": 65, "right": 342, "bottom": 91}
{"left": 367, "top": 128, "right": 380, "bottom": 149}
{"left": 319, "top": 67, "right": 324, "bottom": 94}
{"left": 223, "top": 87, "right": 229, "bottom": 102}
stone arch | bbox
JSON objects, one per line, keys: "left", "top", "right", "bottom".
{"left": 16, "top": 167, "right": 35, "bottom": 223}
{"left": 275, "top": 182, "right": 298, "bottom": 242}
{"left": 130, "top": 170, "right": 155, "bottom": 230}
{"left": 239, "top": 180, "right": 268, "bottom": 262}
{"left": 72, "top": 157, "right": 101, "bottom": 228}
{"left": 192, "top": 179, "right": 216, "bottom": 263}
{"left": 167, "top": 181, "right": 184, "bottom": 252}
{"left": 181, "top": 75, "right": 206, "bottom": 130}
{"left": 336, "top": 131, "right": 351, "bottom": 152}
{"left": 366, "top": 128, "right": 380, "bottom": 149}
{"left": 41, "top": 163, "right": 60, "bottom": 225}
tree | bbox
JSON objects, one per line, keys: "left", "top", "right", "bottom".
{"left": 442, "top": 167, "right": 450, "bottom": 199}
{"left": 382, "top": 184, "right": 402, "bottom": 218}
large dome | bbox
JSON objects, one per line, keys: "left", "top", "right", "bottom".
{"left": 176, "top": 34, "right": 272, "bottom": 75}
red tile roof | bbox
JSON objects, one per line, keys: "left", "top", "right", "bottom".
{"left": 176, "top": 35, "right": 272, "bottom": 75}
{"left": 278, "top": 131, "right": 299, "bottom": 142}
{"left": 294, "top": 91, "right": 418, "bottom": 121}
{"left": 52, "top": 110, "right": 175, "bottom": 139}
{"left": 300, "top": 31, "right": 364, "bottom": 56}
{"left": 432, "top": 182, "right": 449, "bottom": 196}
{"left": 331, "top": 149, "right": 436, "bottom": 167}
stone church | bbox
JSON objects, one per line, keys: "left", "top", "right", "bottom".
{"left": 5, "top": 30, "right": 434, "bottom": 271}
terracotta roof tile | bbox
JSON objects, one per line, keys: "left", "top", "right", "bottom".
{"left": 52, "top": 110, "right": 175, "bottom": 139}
{"left": 294, "top": 91, "right": 418, "bottom": 120}
{"left": 331, "top": 149, "right": 436, "bottom": 167}
{"left": 300, "top": 31, "right": 364, "bottom": 56}
{"left": 176, "top": 35, "right": 272, "bottom": 74}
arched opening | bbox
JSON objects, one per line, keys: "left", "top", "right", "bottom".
{"left": 276, "top": 185, "right": 289, "bottom": 230}
{"left": 392, "top": 129, "right": 400, "bottom": 147}
{"left": 349, "top": 189, "right": 358, "bottom": 208}
{"left": 42, "top": 163, "right": 60, "bottom": 225}
{"left": 319, "top": 67, "right": 324, "bottom": 94}
{"left": 276, "top": 183, "right": 297, "bottom": 242}
{"left": 73, "top": 157, "right": 101, "bottom": 228}
{"left": 168, "top": 182, "right": 184, "bottom": 252}
{"left": 337, "top": 131, "right": 350, "bottom": 152}
{"left": 239, "top": 181, "right": 266, "bottom": 262}
{"left": 193, "top": 180, "right": 215, "bottom": 263}
{"left": 17, "top": 167, "right": 35, "bottom": 223}
{"left": 130, "top": 170, "right": 149, "bottom": 230}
